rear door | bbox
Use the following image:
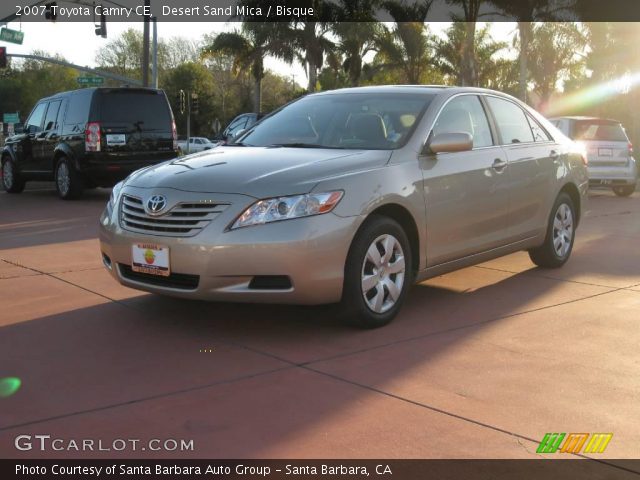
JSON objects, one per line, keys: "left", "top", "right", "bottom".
{"left": 95, "top": 89, "right": 175, "bottom": 159}
{"left": 484, "top": 95, "right": 557, "bottom": 243}
{"left": 572, "top": 119, "right": 631, "bottom": 168}
{"left": 39, "top": 99, "right": 63, "bottom": 171}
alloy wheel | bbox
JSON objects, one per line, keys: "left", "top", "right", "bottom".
{"left": 361, "top": 234, "right": 406, "bottom": 314}
{"left": 57, "top": 162, "right": 71, "bottom": 196}
{"left": 552, "top": 203, "right": 573, "bottom": 258}
{"left": 2, "top": 161, "right": 13, "bottom": 188}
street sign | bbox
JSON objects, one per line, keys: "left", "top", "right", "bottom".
{"left": 3, "top": 112, "right": 19, "bottom": 123}
{"left": 0, "top": 28, "right": 24, "bottom": 45}
{"left": 77, "top": 76, "right": 104, "bottom": 86}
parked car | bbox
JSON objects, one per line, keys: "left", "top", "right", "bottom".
{"left": 100, "top": 86, "right": 588, "bottom": 328}
{"left": 215, "top": 113, "right": 265, "bottom": 144}
{"left": 177, "top": 137, "right": 217, "bottom": 154}
{"left": 549, "top": 116, "right": 637, "bottom": 197}
{"left": 1, "top": 87, "right": 178, "bottom": 199}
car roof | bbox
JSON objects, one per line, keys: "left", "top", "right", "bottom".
{"left": 550, "top": 115, "right": 622, "bottom": 124}
{"left": 37, "top": 87, "right": 164, "bottom": 103}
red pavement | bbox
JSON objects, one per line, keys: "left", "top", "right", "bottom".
{"left": 1, "top": 183, "right": 639, "bottom": 462}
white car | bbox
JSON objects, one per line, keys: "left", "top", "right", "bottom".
{"left": 177, "top": 137, "right": 217, "bottom": 154}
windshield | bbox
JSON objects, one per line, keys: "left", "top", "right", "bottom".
{"left": 238, "top": 92, "right": 434, "bottom": 150}
{"left": 573, "top": 120, "right": 628, "bottom": 142}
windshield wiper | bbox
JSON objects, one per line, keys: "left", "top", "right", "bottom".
{"left": 266, "top": 143, "right": 345, "bottom": 149}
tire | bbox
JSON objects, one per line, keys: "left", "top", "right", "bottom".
{"left": 612, "top": 184, "right": 635, "bottom": 197}
{"left": 55, "top": 156, "right": 84, "bottom": 200}
{"left": 529, "top": 192, "right": 576, "bottom": 269}
{"left": 340, "top": 215, "right": 413, "bottom": 329}
{"left": 1, "top": 157, "right": 25, "bottom": 193}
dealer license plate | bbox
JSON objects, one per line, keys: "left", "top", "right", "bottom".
{"left": 106, "top": 134, "right": 126, "bottom": 146}
{"left": 131, "top": 243, "right": 170, "bottom": 276}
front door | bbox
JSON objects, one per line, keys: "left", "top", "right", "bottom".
{"left": 422, "top": 94, "right": 510, "bottom": 266}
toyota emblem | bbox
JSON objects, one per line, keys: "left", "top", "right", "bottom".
{"left": 146, "top": 195, "right": 167, "bottom": 215}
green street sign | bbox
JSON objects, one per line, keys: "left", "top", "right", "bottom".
{"left": 0, "top": 28, "right": 24, "bottom": 45}
{"left": 3, "top": 113, "right": 19, "bottom": 123}
{"left": 77, "top": 76, "right": 104, "bottom": 86}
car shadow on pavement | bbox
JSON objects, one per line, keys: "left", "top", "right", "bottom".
{"left": 0, "top": 266, "right": 593, "bottom": 458}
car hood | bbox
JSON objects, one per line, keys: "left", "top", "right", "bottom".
{"left": 126, "top": 146, "right": 392, "bottom": 198}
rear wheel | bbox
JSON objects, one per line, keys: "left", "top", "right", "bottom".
{"left": 1, "top": 157, "right": 25, "bottom": 193}
{"left": 612, "top": 184, "right": 635, "bottom": 197}
{"left": 341, "top": 216, "right": 412, "bottom": 329}
{"left": 529, "top": 192, "right": 576, "bottom": 269}
{"left": 55, "top": 157, "right": 84, "bottom": 200}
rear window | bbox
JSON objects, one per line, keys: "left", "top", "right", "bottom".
{"left": 573, "top": 121, "right": 628, "bottom": 142}
{"left": 98, "top": 90, "right": 172, "bottom": 131}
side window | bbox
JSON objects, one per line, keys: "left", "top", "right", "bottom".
{"left": 64, "top": 90, "right": 91, "bottom": 126}
{"left": 432, "top": 95, "right": 493, "bottom": 148}
{"left": 25, "top": 103, "right": 47, "bottom": 133}
{"left": 486, "top": 96, "right": 535, "bottom": 144}
{"left": 527, "top": 115, "right": 552, "bottom": 142}
{"left": 43, "top": 100, "right": 61, "bottom": 132}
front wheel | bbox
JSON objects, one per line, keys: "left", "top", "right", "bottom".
{"left": 341, "top": 216, "right": 412, "bottom": 329}
{"left": 529, "top": 192, "right": 576, "bottom": 269}
{"left": 55, "top": 157, "right": 84, "bottom": 200}
{"left": 612, "top": 184, "right": 636, "bottom": 197}
{"left": 1, "top": 157, "right": 25, "bottom": 193}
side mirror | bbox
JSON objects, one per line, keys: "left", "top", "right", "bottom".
{"left": 230, "top": 129, "right": 246, "bottom": 142}
{"left": 425, "top": 132, "right": 473, "bottom": 154}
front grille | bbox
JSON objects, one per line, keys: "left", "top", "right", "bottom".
{"left": 118, "top": 264, "right": 199, "bottom": 290}
{"left": 120, "top": 194, "right": 228, "bottom": 237}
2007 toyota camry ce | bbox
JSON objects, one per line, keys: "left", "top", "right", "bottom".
{"left": 100, "top": 86, "right": 588, "bottom": 328}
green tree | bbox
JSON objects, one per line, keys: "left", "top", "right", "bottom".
{"left": 436, "top": 23, "right": 510, "bottom": 88}
{"left": 372, "top": 1, "right": 435, "bottom": 84}
{"left": 330, "top": 0, "right": 380, "bottom": 87}
{"left": 527, "top": 22, "right": 587, "bottom": 109}
{"left": 446, "top": 1, "right": 486, "bottom": 86}
{"left": 487, "top": 0, "right": 575, "bottom": 102}
{"left": 202, "top": 23, "right": 294, "bottom": 112}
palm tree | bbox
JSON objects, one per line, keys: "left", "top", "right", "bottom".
{"left": 436, "top": 22, "right": 510, "bottom": 88}
{"left": 372, "top": 1, "right": 434, "bottom": 84}
{"left": 527, "top": 22, "right": 587, "bottom": 109}
{"left": 330, "top": 0, "right": 380, "bottom": 87}
{"left": 288, "top": 2, "right": 336, "bottom": 92}
{"left": 446, "top": 0, "right": 486, "bottom": 86}
{"left": 201, "top": 23, "right": 294, "bottom": 112}
{"left": 487, "top": 0, "right": 575, "bottom": 102}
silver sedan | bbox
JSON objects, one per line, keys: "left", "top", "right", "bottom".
{"left": 100, "top": 86, "right": 588, "bottom": 328}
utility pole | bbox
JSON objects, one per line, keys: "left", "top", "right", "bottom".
{"left": 142, "top": 0, "right": 150, "bottom": 86}
{"left": 151, "top": 17, "right": 158, "bottom": 88}
{"left": 186, "top": 90, "right": 191, "bottom": 154}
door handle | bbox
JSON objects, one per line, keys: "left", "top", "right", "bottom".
{"left": 492, "top": 158, "right": 508, "bottom": 171}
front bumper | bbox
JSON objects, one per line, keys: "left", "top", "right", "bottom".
{"left": 99, "top": 187, "right": 360, "bottom": 305}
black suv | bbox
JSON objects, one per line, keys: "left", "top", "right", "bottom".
{"left": 1, "top": 87, "right": 178, "bottom": 199}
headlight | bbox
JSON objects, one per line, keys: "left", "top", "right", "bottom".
{"left": 107, "top": 181, "right": 124, "bottom": 212}
{"left": 230, "top": 191, "right": 344, "bottom": 230}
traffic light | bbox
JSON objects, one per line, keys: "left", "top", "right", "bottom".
{"left": 191, "top": 93, "right": 199, "bottom": 114}
{"left": 178, "top": 90, "right": 185, "bottom": 114}
{"left": 44, "top": 2, "right": 57, "bottom": 21}
{"left": 0, "top": 47, "right": 6, "bottom": 68}
{"left": 95, "top": 9, "right": 107, "bottom": 38}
